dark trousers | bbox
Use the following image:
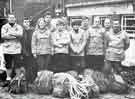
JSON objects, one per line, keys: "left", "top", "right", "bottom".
{"left": 86, "top": 55, "right": 104, "bottom": 72}
{"left": 4, "top": 54, "right": 23, "bottom": 78}
{"left": 0, "top": 71, "right": 7, "bottom": 81}
{"left": 52, "top": 53, "right": 70, "bottom": 73}
{"left": 70, "top": 56, "right": 85, "bottom": 74}
{"left": 103, "top": 60, "right": 122, "bottom": 75}
{"left": 4, "top": 54, "right": 22, "bottom": 69}
{"left": 36, "top": 54, "right": 52, "bottom": 72}
{"left": 23, "top": 55, "right": 37, "bottom": 83}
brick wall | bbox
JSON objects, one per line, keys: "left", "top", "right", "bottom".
{"left": 13, "top": 0, "right": 52, "bottom": 24}
{"left": 12, "top": 0, "right": 26, "bottom": 24}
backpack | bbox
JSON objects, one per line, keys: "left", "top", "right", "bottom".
{"left": 33, "top": 70, "right": 53, "bottom": 94}
{"left": 109, "top": 74, "right": 129, "bottom": 94}
{"left": 8, "top": 68, "right": 28, "bottom": 94}
{"left": 92, "top": 71, "right": 110, "bottom": 93}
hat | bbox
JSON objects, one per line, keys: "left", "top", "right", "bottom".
{"left": 71, "top": 20, "right": 81, "bottom": 26}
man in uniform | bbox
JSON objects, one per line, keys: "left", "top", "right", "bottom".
{"left": 1, "top": 13, "right": 23, "bottom": 79}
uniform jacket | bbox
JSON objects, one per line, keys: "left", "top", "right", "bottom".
{"left": 52, "top": 30, "right": 70, "bottom": 54}
{"left": 31, "top": 29, "right": 52, "bottom": 55}
{"left": 1, "top": 23, "right": 23, "bottom": 54}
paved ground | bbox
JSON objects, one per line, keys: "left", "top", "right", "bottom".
{"left": 0, "top": 92, "right": 135, "bottom": 99}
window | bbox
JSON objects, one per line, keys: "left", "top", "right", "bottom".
{"left": 93, "top": 15, "right": 111, "bottom": 27}
{"left": 122, "top": 15, "right": 135, "bottom": 34}
{"left": 0, "top": 8, "right": 4, "bottom": 17}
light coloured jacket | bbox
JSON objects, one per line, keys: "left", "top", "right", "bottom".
{"left": 70, "top": 28, "right": 87, "bottom": 56}
{"left": 86, "top": 26, "right": 105, "bottom": 55}
{"left": 1, "top": 23, "right": 23, "bottom": 54}
{"left": 31, "top": 29, "right": 52, "bottom": 55}
{"left": 105, "top": 30, "right": 130, "bottom": 61}
{"left": 52, "top": 30, "right": 70, "bottom": 54}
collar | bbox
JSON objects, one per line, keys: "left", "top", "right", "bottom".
{"left": 92, "top": 25, "right": 102, "bottom": 28}
{"left": 7, "top": 23, "right": 17, "bottom": 28}
{"left": 105, "top": 28, "right": 112, "bottom": 32}
{"left": 80, "top": 26, "right": 89, "bottom": 31}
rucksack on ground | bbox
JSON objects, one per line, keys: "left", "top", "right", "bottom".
{"left": 33, "top": 70, "right": 53, "bottom": 94}
{"left": 8, "top": 67, "right": 28, "bottom": 94}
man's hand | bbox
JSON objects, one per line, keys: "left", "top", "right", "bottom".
{"left": 33, "top": 54, "right": 37, "bottom": 58}
{"left": 9, "top": 34, "right": 22, "bottom": 40}
{"left": 75, "top": 50, "right": 79, "bottom": 54}
{"left": 74, "top": 48, "right": 79, "bottom": 54}
{"left": 57, "top": 44, "right": 63, "bottom": 48}
{"left": 9, "top": 34, "right": 20, "bottom": 38}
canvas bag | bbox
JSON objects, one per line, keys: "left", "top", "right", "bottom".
{"left": 8, "top": 72, "right": 27, "bottom": 94}
{"left": 33, "top": 70, "right": 53, "bottom": 94}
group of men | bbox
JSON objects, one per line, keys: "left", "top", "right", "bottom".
{"left": 0, "top": 11, "right": 130, "bottom": 84}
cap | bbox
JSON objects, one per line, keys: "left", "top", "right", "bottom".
{"left": 71, "top": 20, "right": 81, "bottom": 26}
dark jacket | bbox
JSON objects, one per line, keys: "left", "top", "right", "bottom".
{"left": 22, "top": 27, "right": 34, "bottom": 56}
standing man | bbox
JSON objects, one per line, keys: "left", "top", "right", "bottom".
{"left": 43, "top": 11, "right": 55, "bottom": 70}
{"left": 22, "top": 17, "right": 34, "bottom": 57}
{"left": 43, "top": 11, "right": 55, "bottom": 32}
{"left": 22, "top": 17, "right": 37, "bottom": 83}
{"left": 70, "top": 20, "right": 87, "bottom": 75}
{"left": 105, "top": 20, "right": 130, "bottom": 74}
{"left": 1, "top": 13, "right": 23, "bottom": 79}
{"left": 86, "top": 17, "right": 105, "bottom": 72}
{"left": 52, "top": 19, "right": 70, "bottom": 72}
{"left": 103, "top": 18, "right": 113, "bottom": 74}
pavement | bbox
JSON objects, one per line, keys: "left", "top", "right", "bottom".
{"left": 0, "top": 92, "right": 135, "bottom": 99}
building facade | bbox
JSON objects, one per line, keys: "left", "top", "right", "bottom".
{"left": 6, "top": 0, "right": 66, "bottom": 24}
{"left": 65, "top": 0, "right": 135, "bottom": 37}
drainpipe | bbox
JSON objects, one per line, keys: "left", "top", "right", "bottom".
{"left": 9, "top": 0, "right": 12, "bottom": 13}
{"left": 133, "top": 0, "right": 135, "bottom": 13}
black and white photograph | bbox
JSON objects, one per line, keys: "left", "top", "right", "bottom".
{"left": 0, "top": 0, "right": 135, "bottom": 99}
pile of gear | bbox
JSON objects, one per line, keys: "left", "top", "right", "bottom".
{"left": 21, "top": 69, "right": 131, "bottom": 99}
{"left": 0, "top": 52, "right": 133, "bottom": 98}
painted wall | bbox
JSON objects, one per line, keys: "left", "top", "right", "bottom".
{"left": 66, "top": 2, "right": 133, "bottom": 16}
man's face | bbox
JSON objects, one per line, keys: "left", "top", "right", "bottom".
{"left": 62, "top": 17, "right": 68, "bottom": 25}
{"left": 94, "top": 17, "right": 100, "bottom": 26}
{"left": 82, "top": 19, "right": 89, "bottom": 26}
{"left": 8, "top": 14, "right": 16, "bottom": 23}
{"left": 82, "top": 19, "right": 89, "bottom": 27}
{"left": 73, "top": 25, "right": 79, "bottom": 30}
{"left": 104, "top": 19, "right": 111, "bottom": 29}
{"left": 57, "top": 24, "right": 65, "bottom": 31}
{"left": 44, "top": 15, "right": 52, "bottom": 23}
{"left": 23, "top": 20, "right": 30, "bottom": 27}
{"left": 113, "top": 21, "right": 120, "bottom": 32}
